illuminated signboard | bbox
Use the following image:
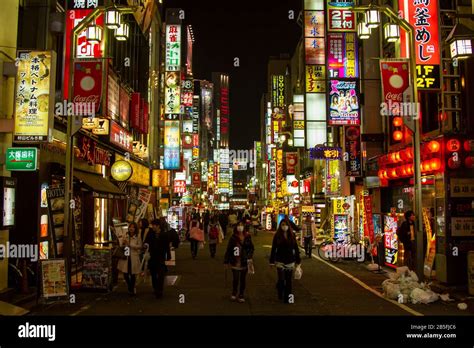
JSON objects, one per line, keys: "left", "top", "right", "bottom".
{"left": 276, "top": 149, "right": 283, "bottom": 198}
{"left": 305, "top": 11, "right": 325, "bottom": 38}
{"left": 306, "top": 65, "right": 326, "bottom": 92}
{"left": 305, "top": 38, "right": 325, "bottom": 65}
{"left": 166, "top": 25, "right": 181, "bottom": 71}
{"left": 181, "top": 79, "right": 193, "bottom": 107}
{"left": 218, "top": 149, "right": 230, "bottom": 193}
{"left": 109, "top": 121, "right": 133, "bottom": 152}
{"left": 164, "top": 120, "right": 180, "bottom": 170}
{"left": 310, "top": 146, "right": 342, "bottom": 160}
{"left": 328, "top": 79, "right": 360, "bottom": 125}
{"left": 327, "top": 0, "right": 356, "bottom": 32}
{"left": 269, "top": 160, "right": 277, "bottom": 193}
{"left": 399, "top": 0, "right": 440, "bottom": 89}
{"left": 304, "top": 9, "right": 325, "bottom": 65}
{"left": 174, "top": 179, "right": 186, "bottom": 194}
{"left": 293, "top": 97, "right": 305, "bottom": 147}
{"left": 344, "top": 126, "right": 362, "bottom": 177}
{"left": 165, "top": 72, "right": 181, "bottom": 114}
{"left": 14, "top": 51, "right": 56, "bottom": 142}
{"left": 327, "top": 33, "right": 359, "bottom": 78}
{"left": 220, "top": 86, "right": 229, "bottom": 145}
{"left": 325, "top": 159, "right": 342, "bottom": 197}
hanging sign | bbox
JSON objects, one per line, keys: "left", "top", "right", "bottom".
{"left": 345, "top": 126, "right": 362, "bottom": 177}
{"left": 111, "top": 160, "right": 133, "bottom": 182}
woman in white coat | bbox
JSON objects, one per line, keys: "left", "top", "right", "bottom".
{"left": 117, "top": 222, "right": 143, "bottom": 295}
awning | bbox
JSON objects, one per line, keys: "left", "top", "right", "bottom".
{"left": 74, "top": 170, "right": 127, "bottom": 200}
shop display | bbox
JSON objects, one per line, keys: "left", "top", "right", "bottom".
{"left": 384, "top": 215, "right": 399, "bottom": 268}
{"left": 46, "top": 185, "right": 66, "bottom": 257}
{"left": 334, "top": 215, "right": 348, "bottom": 241}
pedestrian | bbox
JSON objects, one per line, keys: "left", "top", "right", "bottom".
{"left": 144, "top": 219, "right": 171, "bottom": 298}
{"left": 208, "top": 215, "right": 224, "bottom": 258}
{"left": 269, "top": 218, "right": 301, "bottom": 303}
{"left": 139, "top": 218, "right": 150, "bottom": 243}
{"left": 203, "top": 209, "right": 211, "bottom": 239}
{"left": 160, "top": 217, "right": 180, "bottom": 249}
{"left": 251, "top": 209, "right": 260, "bottom": 236}
{"left": 117, "top": 222, "right": 143, "bottom": 296}
{"left": 396, "top": 210, "right": 416, "bottom": 270}
{"left": 228, "top": 210, "right": 238, "bottom": 228}
{"left": 219, "top": 211, "right": 229, "bottom": 238}
{"left": 302, "top": 214, "right": 317, "bottom": 257}
{"left": 188, "top": 213, "right": 204, "bottom": 259}
{"left": 224, "top": 220, "right": 254, "bottom": 303}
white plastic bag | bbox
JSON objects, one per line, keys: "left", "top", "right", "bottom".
{"left": 247, "top": 260, "right": 255, "bottom": 275}
{"left": 396, "top": 266, "right": 410, "bottom": 274}
{"left": 294, "top": 265, "right": 303, "bottom": 280}
{"left": 384, "top": 283, "right": 401, "bottom": 300}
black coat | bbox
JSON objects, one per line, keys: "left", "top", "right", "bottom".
{"left": 397, "top": 221, "right": 413, "bottom": 250}
{"left": 144, "top": 231, "right": 171, "bottom": 269}
{"left": 168, "top": 228, "right": 180, "bottom": 249}
{"left": 224, "top": 234, "right": 254, "bottom": 268}
{"left": 270, "top": 232, "right": 301, "bottom": 265}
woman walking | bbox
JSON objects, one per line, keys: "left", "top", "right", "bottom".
{"left": 269, "top": 218, "right": 301, "bottom": 303}
{"left": 208, "top": 215, "right": 223, "bottom": 258}
{"left": 188, "top": 214, "right": 204, "bottom": 259}
{"left": 139, "top": 218, "right": 151, "bottom": 243}
{"left": 224, "top": 221, "right": 254, "bottom": 303}
{"left": 117, "top": 222, "right": 143, "bottom": 296}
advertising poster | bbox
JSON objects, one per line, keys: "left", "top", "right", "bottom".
{"left": 46, "top": 185, "right": 66, "bottom": 257}
{"left": 165, "top": 24, "right": 181, "bottom": 71}
{"left": 344, "top": 126, "right": 362, "bottom": 176}
{"left": 334, "top": 215, "right": 348, "bottom": 241}
{"left": 40, "top": 259, "right": 68, "bottom": 299}
{"left": 81, "top": 245, "right": 112, "bottom": 290}
{"left": 165, "top": 72, "right": 181, "bottom": 114}
{"left": 327, "top": 33, "right": 359, "bottom": 78}
{"left": 132, "top": 188, "right": 152, "bottom": 223}
{"left": 73, "top": 60, "right": 102, "bottom": 115}
{"left": 327, "top": 0, "right": 356, "bottom": 31}
{"left": 399, "top": 0, "right": 440, "bottom": 89}
{"left": 384, "top": 215, "right": 399, "bottom": 268}
{"left": 379, "top": 60, "right": 410, "bottom": 116}
{"left": 14, "top": 51, "right": 56, "bottom": 142}
{"left": 164, "top": 120, "right": 181, "bottom": 170}
{"left": 328, "top": 79, "right": 360, "bottom": 125}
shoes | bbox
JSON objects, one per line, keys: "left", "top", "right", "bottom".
{"left": 238, "top": 297, "right": 245, "bottom": 303}
{"left": 230, "top": 295, "right": 237, "bottom": 301}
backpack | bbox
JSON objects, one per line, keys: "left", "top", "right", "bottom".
{"left": 209, "top": 225, "right": 219, "bottom": 239}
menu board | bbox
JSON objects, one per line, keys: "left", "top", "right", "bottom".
{"left": 81, "top": 245, "right": 112, "bottom": 290}
{"left": 46, "top": 185, "right": 66, "bottom": 257}
{"left": 384, "top": 215, "right": 399, "bottom": 268}
{"left": 40, "top": 259, "right": 68, "bottom": 299}
{"left": 334, "top": 215, "right": 348, "bottom": 241}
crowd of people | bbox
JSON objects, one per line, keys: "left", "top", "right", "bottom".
{"left": 114, "top": 208, "right": 315, "bottom": 304}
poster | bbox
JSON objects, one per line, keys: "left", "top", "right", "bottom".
{"left": 384, "top": 215, "right": 399, "bottom": 268}
{"left": 82, "top": 245, "right": 112, "bottom": 290}
{"left": 329, "top": 79, "right": 360, "bottom": 125}
{"left": 379, "top": 60, "right": 410, "bottom": 116}
{"left": 14, "top": 51, "right": 55, "bottom": 142}
{"left": 164, "top": 120, "right": 181, "bottom": 170}
{"left": 73, "top": 60, "right": 102, "bottom": 115}
{"left": 134, "top": 188, "right": 152, "bottom": 223}
{"left": 46, "top": 185, "right": 66, "bottom": 257}
{"left": 334, "top": 215, "right": 348, "bottom": 241}
{"left": 40, "top": 259, "right": 68, "bottom": 298}
{"left": 423, "top": 207, "right": 436, "bottom": 278}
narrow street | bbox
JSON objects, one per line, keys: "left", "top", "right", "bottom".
{"left": 27, "top": 231, "right": 471, "bottom": 316}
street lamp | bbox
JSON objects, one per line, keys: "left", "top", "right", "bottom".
{"left": 358, "top": 21, "right": 371, "bottom": 40}
{"left": 365, "top": 9, "right": 380, "bottom": 29}
{"left": 447, "top": 23, "right": 474, "bottom": 59}
{"left": 86, "top": 22, "right": 102, "bottom": 43}
{"left": 115, "top": 23, "right": 130, "bottom": 41}
{"left": 384, "top": 23, "right": 400, "bottom": 43}
{"left": 105, "top": 9, "right": 121, "bottom": 29}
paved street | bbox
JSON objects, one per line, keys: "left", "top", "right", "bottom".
{"left": 27, "top": 231, "right": 473, "bottom": 316}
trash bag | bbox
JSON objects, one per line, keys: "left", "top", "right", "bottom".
{"left": 294, "top": 265, "right": 303, "bottom": 280}
{"left": 410, "top": 288, "right": 439, "bottom": 304}
{"left": 409, "top": 271, "right": 419, "bottom": 282}
{"left": 388, "top": 272, "right": 401, "bottom": 281}
{"left": 396, "top": 266, "right": 410, "bottom": 275}
{"left": 384, "top": 283, "right": 401, "bottom": 300}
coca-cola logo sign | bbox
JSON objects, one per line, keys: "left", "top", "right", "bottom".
{"left": 73, "top": 60, "right": 102, "bottom": 115}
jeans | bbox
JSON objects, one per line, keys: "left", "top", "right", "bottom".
{"left": 276, "top": 268, "right": 293, "bottom": 303}
{"left": 150, "top": 264, "right": 166, "bottom": 297}
{"left": 190, "top": 239, "right": 199, "bottom": 258}
{"left": 232, "top": 269, "right": 247, "bottom": 297}
{"left": 209, "top": 243, "right": 217, "bottom": 257}
{"left": 304, "top": 236, "right": 313, "bottom": 256}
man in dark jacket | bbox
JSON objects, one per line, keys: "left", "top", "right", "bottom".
{"left": 144, "top": 219, "right": 171, "bottom": 298}
{"left": 397, "top": 210, "right": 416, "bottom": 270}
{"left": 219, "top": 211, "right": 229, "bottom": 238}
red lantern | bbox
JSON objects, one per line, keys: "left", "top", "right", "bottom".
{"left": 390, "top": 153, "right": 397, "bottom": 163}
{"left": 446, "top": 139, "right": 461, "bottom": 152}
{"left": 405, "top": 148, "right": 414, "bottom": 160}
{"left": 401, "top": 165, "right": 408, "bottom": 176}
{"left": 427, "top": 140, "right": 440, "bottom": 153}
{"left": 393, "top": 131, "right": 403, "bottom": 142}
{"left": 390, "top": 169, "right": 398, "bottom": 178}
{"left": 430, "top": 158, "right": 441, "bottom": 171}
{"left": 465, "top": 156, "right": 474, "bottom": 169}
{"left": 439, "top": 111, "right": 447, "bottom": 122}
{"left": 407, "top": 165, "right": 413, "bottom": 175}
{"left": 448, "top": 157, "right": 461, "bottom": 169}
{"left": 464, "top": 140, "right": 474, "bottom": 152}
{"left": 378, "top": 170, "right": 385, "bottom": 180}
{"left": 393, "top": 117, "right": 403, "bottom": 127}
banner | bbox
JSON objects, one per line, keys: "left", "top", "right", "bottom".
{"left": 109, "top": 121, "right": 132, "bottom": 152}
{"left": 14, "top": 51, "right": 56, "bottom": 142}
{"left": 73, "top": 60, "right": 102, "bottom": 115}
{"left": 164, "top": 120, "right": 180, "bottom": 170}
{"left": 328, "top": 79, "right": 360, "bottom": 125}
{"left": 344, "top": 126, "right": 362, "bottom": 177}
{"left": 285, "top": 152, "right": 298, "bottom": 175}
{"left": 269, "top": 161, "right": 277, "bottom": 193}
{"left": 130, "top": 92, "right": 140, "bottom": 130}
{"left": 327, "top": 33, "right": 358, "bottom": 78}
{"left": 119, "top": 86, "right": 130, "bottom": 128}
{"left": 363, "top": 195, "right": 374, "bottom": 242}
{"left": 165, "top": 72, "right": 181, "bottom": 114}
{"left": 192, "top": 172, "right": 201, "bottom": 188}
{"left": 166, "top": 24, "right": 181, "bottom": 71}
{"left": 379, "top": 60, "right": 410, "bottom": 116}
{"left": 107, "top": 69, "right": 120, "bottom": 121}
{"left": 134, "top": 188, "right": 152, "bottom": 223}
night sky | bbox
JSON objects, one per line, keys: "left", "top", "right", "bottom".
{"left": 164, "top": 0, "right": 302, "bottom": 150}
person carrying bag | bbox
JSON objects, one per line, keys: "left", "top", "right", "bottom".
{"left": 189, "top": 214, "right": 204, "bottom": 259}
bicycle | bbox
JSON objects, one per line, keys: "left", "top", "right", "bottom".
{"left": 317, "top": 233, "right": 365, "bottom": 263}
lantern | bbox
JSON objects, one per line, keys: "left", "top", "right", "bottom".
{"left": 358, "top": 21, "right": 371, "bottom": 39}
{"left": 86, "top": 23, "right": 102, "bottom": 43}
{"left": 392, "top": 117, "right": 403, "bottom": 127}
{"left": 464, "top": 140, "right": 474, "bottom": 152}
{"left": 384, "top": 23, "right": 400, "bottom": 43}
{"left": 427, "top": 140, "right": 440, "bottom": 153}
{"left": 390, "top": 153, "right": 397, "bottom": 163}
{"left": 390, "top": 169, "right": 398, "bottom": 178}
{"left": 430, "top": 158, "right": 441, "bottom": 171}
{"left": 465, "top": 156, "right": 474, "bottom": 168}
{"left": 406, "top": 148, "right": 414, "bottom": 160}
{"left": 115, "top": 23, "right": 129, "bottom": 41}
{"left": 446, "top": 138, "right": 461, "bottom": 152}
{"left": 393, "top": 130, "right": 403, "bottom": 141}
{"left": 365, "top": 9, "right": 380, "bottom": 29}
{"left": 105, "top": 9, "right": 121, "bottom": 29}
{"left": 448, "top": 157, "right": 461, "bottom": 169}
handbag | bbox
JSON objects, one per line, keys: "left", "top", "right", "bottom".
{"left": 114, "top": 246, "right": 127, "bottom": 259}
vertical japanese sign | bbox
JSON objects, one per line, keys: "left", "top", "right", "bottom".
{"left": 399, "top": 0, "right": 441, "bottom": 89}
{"left": 325, "top": 159, "right": 342, "bottom": 197}
{"left": 165, "top": 72, "right": 181, "bottom": 114}
{"left": 130, "top": 93, "right": 140, "bottom": 130}
{"left": 328, "top": 79, "right": 360, "bottom": 125}
{"left": 220, "top": 85, "right": 230, "bottom": 146}
{"left": 164, "top": 120, "right": 181, "bottom": 170}
{"left": 306, "top": 65, "right": 326, "bottom": 92}
{"left": 14, "top": 51, "right": 56, "bottom": 142}
{"left": 64, "top": 8, "right": 103, "bottom": 100}
{"left": 344, "top": 126, "right": 362, "bottom": 177}
{"left": 73, "top": 60, "right": 102, "bottom": 115}
{"left": 384, "top": 214, "right": 399, "bottom": 268}
{"left": 327, "top": 0, "right": 356, "bottom": 31}
{"left": 181, "top": 79, "right": 194, "bottom": 107}
{"left": 276, "top": 149, "right": 283, "bottom": 198}
{"left": 285, "top": 152, "right": 298, "bottom": 175}
{"left": 304, "top": 10, "right": 326, "bottom": 65}
{"left": 119, "top": 86, "right": 130, "bottom": 129}
{"left": 166, "top": 24, "right": 181, "bottom": 71}
{"left": 327, "top": 33, "right": 359, "bottom": 78}
{"left": 107, "top": 68, "right": 120, "bottom": 122}
{"left": 269, "top": 160, "right": 277, "bottom": 193}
